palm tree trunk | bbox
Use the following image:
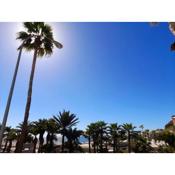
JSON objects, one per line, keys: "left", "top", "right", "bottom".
{"left": 7, "top": 140, "right": 12, "bottom": 153}
{"left": 62, "top": 134, "right": 65, "bottom": 152}
{"left": 113, "top": 138, "right": 116, "bottom": 153}
{"left": 50, "top": 133, "right": 54, "bottom": 152}
{"left": 93, "top": 141, "right": 96, "bottom": 153}
{"left": 100, "top": 132, "right": 103, "bottom": 152}
{"left": 38, "top": 133, "right": 44, "bottom": 153}
{"left": 46, "top": 132, "right": 50, "bottom": 145}
{"left": 116, "top": 137, "right": 118, "bottom": 152}
{"left": 128, "top": 132, "right": 131, "bottom": 153}
{"left": 0, "top": 48, "right": 23, "bottom": 149}
{"left": 33, "top": 136, "right": 37, "bottom": 153}
{"left": 88, "top": 136, "right": 91, "bottom": 153}
{"left": 15, "top": 49, "right": 38, "bottom": 153}
{"left": 68, "top": 139, "right": 73, "bottom": 153}
{"left": 105, "top": 140, "right": 108, "bottom": 152}
{"left": 3, "top": 139, "right": 8, "bottom": 153}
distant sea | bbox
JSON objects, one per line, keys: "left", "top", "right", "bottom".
{"left": 53, "top": 135, "right": 88, "bottom": 145}
{"left": 79, "top": 136, "right": 88, "bottom": 143}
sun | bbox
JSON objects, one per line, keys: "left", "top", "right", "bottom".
{"left": 12, "top": 22, "right": 24, "bottom": 48}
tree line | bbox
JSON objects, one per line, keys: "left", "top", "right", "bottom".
{"left": 1, "top": 110, "right": 175, "bottom": 153}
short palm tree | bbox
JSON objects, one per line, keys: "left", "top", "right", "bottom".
{"left": 45, "top": 118, "right": 59, "bottom": 152}
{"left": 32, "top": 119, "right": 47, "bottom": 153}
{"left": 95, "top": 121, "right": 108, "bottom": 152}
{"left": 65, "top": 128, "right": 83, "bottom": 153}
{"left": 53, "top": 110, "right": 79, "bottom": 152}
{"left": 29, "top": 124, "right": 39, "bottom": 153}
{"left": 6, "top": 128, "right": 17, "bottom": 153}
{"left": 108, "top": 123, "right": 121, "bottom": 152}
{"left": 86, "top": 123, "right": 99, "bottom": 153}
{"left": 84, "top": 127, "right": 92, "bottom": 153}
{"left": 15, "top": 22, "right": 63, "bottom": 152}
{"left": 15, "top": 121, "right": 32, "bottom": 151}
{"left": 16, "top": 121, "right": 32, "bottom": 136}
{"left": 122, "top": 123, "right": 136, "bottom": 153}
{"left": 139, "top": 124, "right": 144, "bottom": 131}
{"left": 2, "top": 126, "right": 11, "bottom": 152}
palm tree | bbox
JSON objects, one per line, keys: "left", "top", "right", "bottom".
{"left": 16, "top": 121, "right": 32, "bottom": 137}
{"left": 108, "top": 123, "right": 121, "bottom": 152}
{"left": 32, "top": 119, "right": 47, "bottom": 153}
{"left": 84, "top": 127, "right": 92, "bottom": 153}
{"left": 95, "top": 121, "right": 108, "bottom": 152}
{"left": 86, "top": 121, "right": 108, "bottom": 153}
{"left": 0, "top": 40, "right": 29, "bottom": 149}
{"left": 2, "top": 126, "right": 11, "bottom": 152}
{"left": 151, "top": 22, "right": 175, "bottom": 51}
{"left": 139, "top": 125, "right": 144, "bottom": 132}
{"left": 65, "top": 128, "right": 83, "bottom": 153}
{"left": 15, "top": 22, "right": 63, "bottom": 152}
{"left": 15, "top": 121, "right": 32, "bottom": 151}
{"left": 45, "top": 118, "right": 59, "bottom": 152}
{"left": 6, "top": 128, "right": 17, "bottom": 153}
{"left": 53, "top": 110, "right": 79, "bottom": 152}
{"left": 86, "top": 123, "right": 99, "bottom": 153}
{"left": 29, "top": 124, "right": 39, "bottom": 153}
{"left": 122, "top": 123, "right": 136, "bottom": 153}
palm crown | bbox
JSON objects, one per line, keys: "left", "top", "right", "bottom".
{"left": 17, "top": 22, "right": 63, "bottom": 57}
{"left": 53, "top": 110, "right": 79, "bottom": 129}
{"left": 122, "top": 123, "right": 136, "bottom": 132}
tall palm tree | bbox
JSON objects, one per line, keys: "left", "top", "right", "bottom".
{"left": 0, "top": 42, "right": 27, "bottom": 149}
{"left": 15, "top": 22, "right": 63, "bottom": 153}
{"left": 122, "top": 123, "right": 136, "bottom": 153}
{"left": 53, "top": 110, "right": 79, "bottom": 152}
{"left": 151, "top": 22, "right": 175, "bottom": 51}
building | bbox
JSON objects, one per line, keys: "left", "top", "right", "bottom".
{"left": 165, "top": 115, "right": 175, "bottom": 131}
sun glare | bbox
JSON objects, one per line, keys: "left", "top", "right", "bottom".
{"left": 12, "top": 22, "right": 24, "bottom": 48}
{"left": 10, "top": 22, "right": 66, "bottom": 75}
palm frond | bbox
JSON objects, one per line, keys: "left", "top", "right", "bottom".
{"left": 17, "top": 22, "right": 63, "bottom": 57}
{"left": 23, "top": 22, "right": 36, "bottom": 33}
{"left": 53, "top": 40, "right": 63, "bottom": 49}
{"left": 16, "top": 31, "right": 30, "bottom": 40}
{"left": 171, "top": 42, "right": 175, "bottom": 51}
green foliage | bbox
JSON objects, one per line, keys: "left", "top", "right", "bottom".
{"left": 3, "top": 111, "right": 175, "bottom": 153}
{"left": 156, "top": 130, "right": 175, "bottom": 147}
{"left": 53, "top": 110, "right": 79, "bottom": 130}
{"left": 157, "top": 145, "right": 175, "bottom": 153}
{"left": 132, "top": 135, "right": 153, "bottom": 153}
{"left": 65, "top": 128, "right": 83, "bottom": 152}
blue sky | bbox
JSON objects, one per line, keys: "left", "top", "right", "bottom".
{"left": 0, "top": 22, "right": 175, "bottom": 130}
